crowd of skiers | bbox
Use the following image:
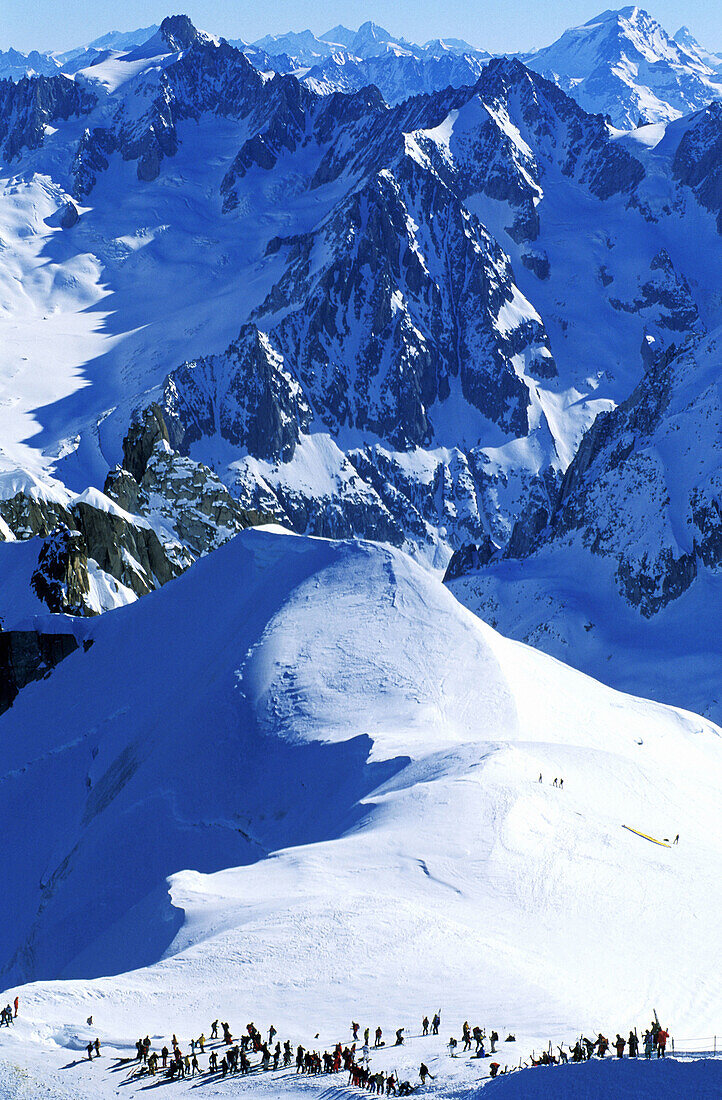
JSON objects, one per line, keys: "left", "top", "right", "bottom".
{"left": 121, "top": 1018, "right": 443, "bottom": 1093}
{"left": 521, "top": 1018, "right": 670, "bottom": 1070}
{"left": 27, "top": 1005, "right": 670, "bottom": 1091}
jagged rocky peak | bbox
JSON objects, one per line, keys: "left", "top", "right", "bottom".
{"left": 159, "top": 14, "right": 206, "bottom": 52}
{"left": 161, "top": 325, "right": 312, "bottom": 461}
{"left": 122, "top": 403, "right": 172, "bottom": 483}
{"left": 107, "top": 399, "right": 274, "bottom": 560}
{"left": 0, "top": 73, "right": 95, "bottom": 161}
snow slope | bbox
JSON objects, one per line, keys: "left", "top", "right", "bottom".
{"left": 0, "top": 528, "right": 720, "bottom": 1097}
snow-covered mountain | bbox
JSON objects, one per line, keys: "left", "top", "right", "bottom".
{"left": 0, "top": 48, "right": 60, "bottom": 80}
{"left": 235, "top": 22, "right": 492, "bottom": 106}
{"left": 1, "top": 15, "right": 721, "bottom": 585}
{"left": 2, "top": 14, "right": 722, "bottom": 1097}
{"left": 302, "top": 49, "right": 490, "bottom": 104}
{"left": 524, "top": 6, "right": 722, "bottom": 127}
{"left": 674, "top": 25, "right": 722, "bottom": 73}
{"left": 0, "top": 27, "right": 161, "bottom": 82}
{"left": 1, "top": 526, "right": 720, "bottom": 1096}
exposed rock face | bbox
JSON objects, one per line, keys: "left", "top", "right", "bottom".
{"left": 71, "top": 30, "right": 287, "bottom": 197}
{"left": 0, "top": 630, "right": 79, "bottom": 715}
{"left": 505, "top": 505, "right": 550, "bottom": 560}
{"left": 450, "top": 328, "right": 722, "bottom": 618}
{"left": 161, "top": 328, "right": 312, "bottom": 461}
{"left": 0, "top": 493, "right": 73, "bottom": 539}
{"left": 0, "top": 73, "right": 94, "bottom": 161}
{"left": 31, "top": 527, "right": 91, "bottom": 615}
{"left": 122, "top": 404, "right": 171, "bottom": 482}
{"left": 70, "top": 499, "right": 180, "bottom": 597}
{"left": 443, "top": 535, "right": 496, "bottom": 581}
{"left": 672, "top": 101, "right": 722, "bottom": 233}
{"left": 159, "top": 14, "right": 206, "bottom": 52}
{"left": 608, "top": 249, "right": 699, "bottom": 332}
{"left": 60, "top": 200, "right": 79, "bottom": 228}
{"left": 106, "top": 405, "right": 274, "bottom": 562}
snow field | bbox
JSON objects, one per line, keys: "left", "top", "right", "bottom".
{"left": 0, "top": 529, "right": 719, "bottom": 1097}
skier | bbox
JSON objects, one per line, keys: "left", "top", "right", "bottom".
{"left": 432, "top": 1011, "right": 441, "bottom": 1035}
{"left": 352, "top": 1021, "right": 360, "bottom": 1041}
{"left": 395, "top": 1027, "right": 405, "bottom": 1046}
{"left": 448, "top": 1037, "right": 457, "bottom": 1056}
{"left": 161, "top": 1045, "right": 169, "bottom": 1067}
{"left": 553, "top": 778, "right": 558, "bottom": 787}
{"left": 13, "top": 997, "right": 18, "bottom": 1018}
{"left": 614, "top": 1034, "right": 625, "bottom": 1058}
{"left": 643, "top": 1030, "right": 654, "bottom": 1058}
{"left": 419, "top": 1062, "right": 434, "bottom": 1083}
{"left": 269, "top": 1024, "right": 277, "bottom": 1044}
{"left": 490, "top": 1030, "right": 498, "bottom": 1053}
{"left": 628, "top": 1030, "right": 638, "bottom": 1057}
{"left": 462, "top": 1021, "right": 471, "bottom": 1051}
{"left": 198, "top": 1033, "right": 205, "bottom": 1053}
{"left": 86, "top": 1042, "right": 94, "bottom": 1061}
{"left": 422, "top": 1016, "right": 429, "bottom": 1036}
{"left": 538, "top": 773, "right": 543, "bottom": 783}
{"left": 94, "top": 1038, "right": 101, "bottom": 1058}
{"left": 673, "top": 834, "right": 679, "bottom": 844}
{"left": 375, "top": 1026, "right": 383, "bottom": 1047}
{"left": 489, "top": 1062, "right": 500, "bottom": 1077}
{"left": 657, "top": 1027, "right": 669, "bottom": 1057}
{"left": 211, "top": 1020, "right": 219, "bottom": 1039}
{"left": 364, "top": 1027, "right": 370, "bottom": 1045}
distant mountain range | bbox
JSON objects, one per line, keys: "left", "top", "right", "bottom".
{"left": 2, "top": 8, "right": 721, "bottom": 123}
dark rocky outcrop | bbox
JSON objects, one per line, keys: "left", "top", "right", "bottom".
{"left": 443, "top": 535, "right": 497, "bottom": 581}
{"left": 122, "top": 404, "right": 171, "bottom": 482}
{"left": 60, "top": 200, "right": 79, "bottom": 228}
{"left": 31, "top": 527, "right": 91, "bottom": 615}
{"left": 0, "top": 73, "right": 94, "bottom": 161}
{"left": 0, "top": 630, "right": 80, "bottom": 715}
{"left": 70, "top": 499, "right": 181, "bottom": 597}
{"left": 0, "top": 493, "right": 73, "bottom": 539}
{"left": 106, "top": 405, "right": 275, "bottom": 561}
{"left": 672, "top": 101, "right": 722, "bottom": 234}
{"left": 161, "top": 327, "right": 312, "bottom": 461}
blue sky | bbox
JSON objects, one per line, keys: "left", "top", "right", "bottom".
{"left": 1, "top": 0, "right": 720, "bottom": 54}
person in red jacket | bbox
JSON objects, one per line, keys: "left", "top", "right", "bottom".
{"left": 13, "top": 997, "right": 18, "bottom": 1018}
{"left": 656, "top": 1028, "right": 669, "bottom": 1057}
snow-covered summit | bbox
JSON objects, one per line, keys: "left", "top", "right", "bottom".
{"left": 525, "top": 5, "right": 722, "bottom": 127}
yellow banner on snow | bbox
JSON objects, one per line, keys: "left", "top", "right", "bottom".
{"left": 622, "top": 825, "right": 671, "bottom": 848}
